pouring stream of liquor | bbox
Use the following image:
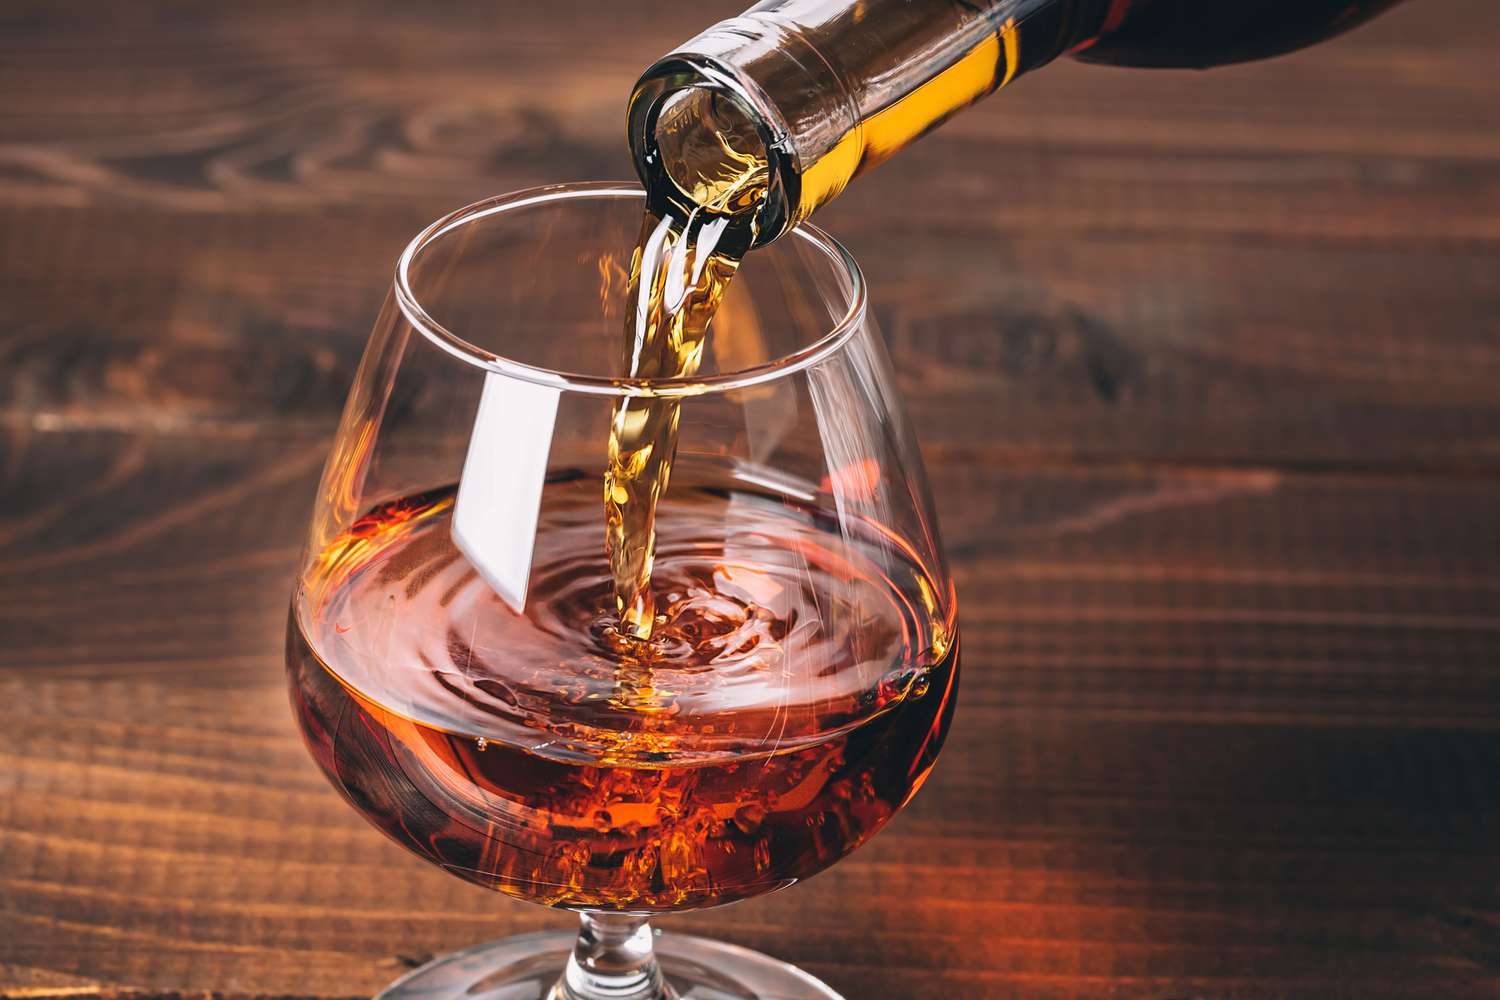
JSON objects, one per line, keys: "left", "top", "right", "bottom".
{"left": 604, "top": 207, "right": 738, "bottom": 644}
{"left": 605, "top": 95, "right": 770, "bottom": 645}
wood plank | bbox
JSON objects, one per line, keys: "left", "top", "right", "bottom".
{"left": 5, "top": 204, "right": 1499, "bottom": 471}
{"left": 1, "top": 431, "right": 1498, "bottom": 996}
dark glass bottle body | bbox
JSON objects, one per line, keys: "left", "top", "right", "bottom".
{"left": 1079, "top": 0, "right": 1405, "bottom": 68}
{"left": 629, "top": 0, "right": 1406, "bottom": 242}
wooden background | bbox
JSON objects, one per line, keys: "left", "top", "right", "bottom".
{"left": 3, "top": 1, "right": 1499, "bottom": 997}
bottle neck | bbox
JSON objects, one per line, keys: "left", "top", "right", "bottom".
{"left": 629, "top": 0, "right": 1110, "bottom": 244}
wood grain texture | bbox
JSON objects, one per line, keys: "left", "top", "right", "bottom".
{"left": 2, "top": 1, "right": 1499, "bottom": 998}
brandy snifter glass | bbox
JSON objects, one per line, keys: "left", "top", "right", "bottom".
{"left": 286, "top": 184, "right": 958, "bottom": 1000}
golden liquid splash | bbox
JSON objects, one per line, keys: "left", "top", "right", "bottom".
{"left": 604, "top": 207, "right": 743, "bottom": 642}
{"left": 606, "top": 92, "right": 770, "bottom": 646}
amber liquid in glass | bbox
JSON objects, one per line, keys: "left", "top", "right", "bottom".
{"left": 288, "top": 479, "right": 958, "bottom": 912}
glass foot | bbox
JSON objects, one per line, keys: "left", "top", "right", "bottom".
{"left": 377, "top": 929, "right": 845, "bottom": 1000}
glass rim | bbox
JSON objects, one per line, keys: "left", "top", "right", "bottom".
{"left": 393, "top": 182, "right": 868, "bottom": 399}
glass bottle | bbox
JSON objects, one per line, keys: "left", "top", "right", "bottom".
{"left": 629, "top": 0, "right": 1406, "bottom": 243}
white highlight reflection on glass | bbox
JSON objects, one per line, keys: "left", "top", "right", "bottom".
{"left": 451, "top": 369, "right": 559, "bottom": 613}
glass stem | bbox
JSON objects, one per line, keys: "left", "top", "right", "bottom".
{"left": 554, "top": 912, "right": 676, "bottom": 1000}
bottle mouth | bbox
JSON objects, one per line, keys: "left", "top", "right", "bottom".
{"left": 627, "top": 56, "right": 798, "bottom": 250}
{"left": 652, "top": 86, "right": 771, "bottom": 218}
